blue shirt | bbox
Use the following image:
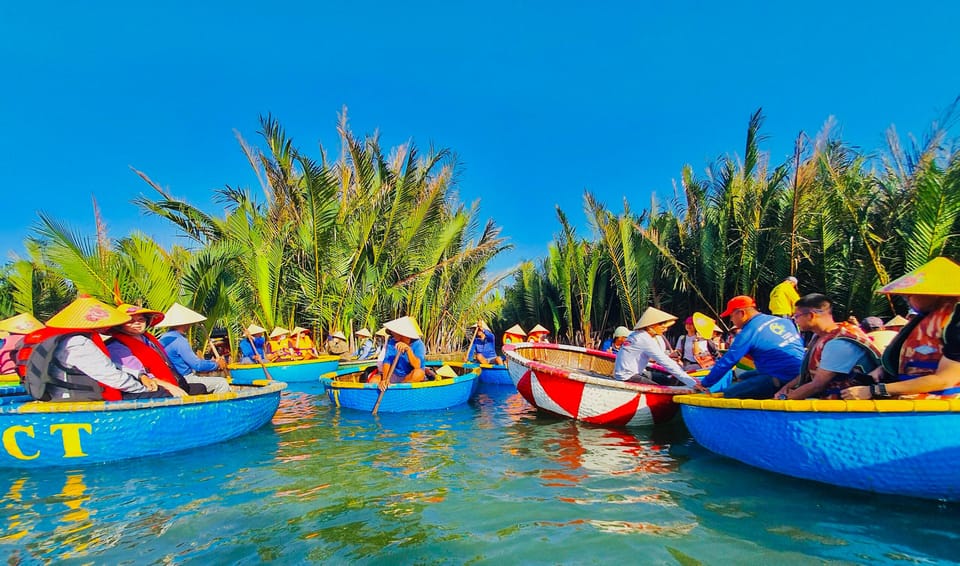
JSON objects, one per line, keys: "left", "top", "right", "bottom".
{"left": 469, "top": 329, "right": 498, "bottom": 361}
{"left": 238, "top": 335, "right": 265, "bottom": 359}
{"left": 701, "top": 313, "right": 804, "bottom": 387}
{"left": 382, "top": 337, "right": 427, "bottom": 379}
{"left": 355, "top": 338, "right": 375, "bottom": 360}
{"left": 159, "top": 330, "right": 219, "bottom": 376}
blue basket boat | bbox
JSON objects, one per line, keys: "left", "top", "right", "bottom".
{"left": 676, "top": 394, "right": 960, "bottom": 501}
{"left": 469, "top": 363, "right": 513, "bottom": 385}
{"left": 0, "top": 382, "right": 285, "bottom": 468}
{"left": 327, "top": 363, "right": 479, "bottom": 413}
{"left": 228, "top": 356, "right": 340, "bottom": 384}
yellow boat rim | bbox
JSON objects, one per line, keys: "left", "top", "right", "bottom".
{"left": 228, "top": 356, "right": 339, "bottom": 369}
{"left": 675, "top": 393, "right": 960, "bottom": 413}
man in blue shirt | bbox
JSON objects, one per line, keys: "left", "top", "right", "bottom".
{"left": 701, "top": 295, "right": 805, "bottom": 399}
{"left": 155, "top": 303, "right": 231, "bottom": 393}
{"left": 468, "top": 320, "right": 504, "bottom": 365}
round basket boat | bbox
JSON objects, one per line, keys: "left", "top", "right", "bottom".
{"left": 468, "top": 363, "right": 512, "bottom": 386}
{"left": 676, "top": 394, "right": 960, "bottom": 501}
{"left": 327, "top": 363, "right": 479, "bottom": 413}
{"left": 503, "top": 343, "right": 693, "bottom": 427}
{"left": 228, "top": 356, "right": 340, "bottom": 384}
{"left": 0, "top": 382, "right": 286, "bottom": 468}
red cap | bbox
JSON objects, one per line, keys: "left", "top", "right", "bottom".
{"left": 719, "top": 295, "right": 756, "bottom": 317}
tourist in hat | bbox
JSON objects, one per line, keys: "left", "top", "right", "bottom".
{"left": 613, "top": 307, "right": 698, "bottom": 387}
{"left": 527, "top": 324, "right": 551, "bottom": 343}
{"left": 155, "top": 303, "right": 231, "bottom": 394}
{"left": 107, "top": 303, "right": 205, "bottom": 396}
{"left": 324, "top": 330, "right": 350, "bottom": 357}
{"left": 774, "top": 294, "right": 882, "bottom": 400}
{"left": 700, "top": 295, "right": 805, "bottom": 398}
{"left": 675, "top": 316, "right": 718, "bottom": 371}
{"left": 860, "top": 316, "right": 897, "bottom": 353}
{"left": 266, "top": 327, "right": 294, "bottom": 362}
{"left": 0, "top": 313, "right": 44, "bottom": 375}
{"left": 468, "top": 320, "right": 504, "bottom": 365}
{"left": 290, "top": 327, "right": 319, "bottom": 359}
{"left": 369, "top": 316, "right": 426, "bottom": 390}
{"left": 885, "top": 314, "right": 908, "bottom": 331}
{"left": 353, "top": 328, "right": 376, "bottom": 360}
{"left": 502, "top": 324, "right": 526, "bottom": 345}
{"left": 239, "top": 324, "right": 266, "bottom": 363}
{"left": 769, "top": 276, "right": 801, "bottom": 319}
{"left": 374, "top": 327, "right": 388, "bottom": 359}
{"left": 41, "top": 296, "right": 174, "bottom": 401}
{"left": 601, "top": 326, "right": 631, "bottom": 354}
{"left": 843, "top": 257, "right": 960, "bottom": 400}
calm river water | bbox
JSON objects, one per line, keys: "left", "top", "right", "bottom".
{"left": 1, "top": 383, "right": 957, "bottom": 564}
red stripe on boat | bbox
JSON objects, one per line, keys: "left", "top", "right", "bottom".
{"left": 516, "top": 369, "right": 535, "bottom": 406}
{"left": 582, "top": 394, "right": 641, "bottom": 427}
{"left": 645, "top": 392, "right": 679, "bottom": 424}
{"left": 534, "top": 370, "right": 585, "bottom": 417}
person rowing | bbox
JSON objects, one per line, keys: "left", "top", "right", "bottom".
{"left": 613, "top": 307, "right": 699, "bottom": 388}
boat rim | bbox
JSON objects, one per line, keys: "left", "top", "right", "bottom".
{"left": 676, "top": 393, "right": 960, "bottom": 413}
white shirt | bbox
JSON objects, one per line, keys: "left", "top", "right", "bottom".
{"left": 614, "top": 330, "right": 695, "bottom": 386}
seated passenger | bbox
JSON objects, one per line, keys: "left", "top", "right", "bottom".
{"left": 675, "top": 317, "right": 718, "bottom": 371}
{"left": 353, "top": 328, "right": 376, "bottom": 360}
{"left": 0, "top": 313, "right": 45, "bottom": 376}
{"left": 699, "top": 295, "right": 805, "bottom": 399}
{"left": 613, "top": 307, "right": 698, "bottom": 387}
{"left": 290, "top": 327, "right": 319, "bottom": 359}
{"left": 369, "top": 316, "right": 426, "bottom": 390}
{"left": 502, "top": 324, "right": 527, "bottom": 345}
{"left": 527, "top": 324, "right": 551, "bottom": 343}
{"left": 266, "top": 327, "right": 294, "bottom": 361}
{"left": 603, "top": 326, "right": 631, "bottom": 354}
{"left": 843, "top": 257, "right": 960, "bottom": 400}
{"left": 468, "top": 320, "right": 504, "bottom": 365}
{"left": 107, "top": 303, "right": 205, "bottom": 396}
{"left": 775, "top": 294, "right": 881, "bottom": 400}
{"left": 860, "top": 316, "right": 897, "bottom": 353}
{"left": 155, "top": 303, "right": 231, "bottom": 393}
{"left": 324, "top": 331, "right": 350, "bottom": 357}
{"left": 33, "top": 296, "right": 175, "bottom": 401}
{"left": 239, "top": 324, "right": 266, "bottom": 363}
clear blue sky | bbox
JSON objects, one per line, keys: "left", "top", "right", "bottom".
{"left": 2, "top": 1, "right": 958, "bottom": 274}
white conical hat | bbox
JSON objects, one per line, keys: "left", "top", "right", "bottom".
{"left": 246, "top": 324, "right": 266, "bottom": 335}
{"left": 152, "top": 303, "right": 207, "bottom": 328}
{"left": 634, "top": 307, "right": 677, "bottom": 330}
{"left": 269, "top": 327, "right": 290, "bottom": 339}
{"left": 529, "top": 324, "right": 550, "bottom": 335}
{"left": 613, "top": 326, "right": 631, "bottom": 338}
{"left": 355, "top": 328, "right": 372, "bottom": 338}
{"left": 330, "top": 331, "right": 346, "bottom": 340}
{"left": 291, "top": 326, "right": 310, "bottom": 335}
{"left": 886, "top": 315, "right": 909, "bottom": 327}
{"left": 375, "top": 327, "right": 388, "bottom": 337}
{"left": 504, "top": 324, "right": 526, "bottom": 336}
{"left": 384, "top": 316, "right": 421, "bottom": 339}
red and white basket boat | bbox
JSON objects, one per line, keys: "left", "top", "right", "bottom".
{"left": 503, "top": 343, "right": 693, "bottom": 427}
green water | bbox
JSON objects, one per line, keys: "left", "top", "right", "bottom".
{"left": 1, "top": 383, "right": 957, "bottom": 564}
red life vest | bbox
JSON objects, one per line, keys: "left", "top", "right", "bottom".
{"left": 16, "top": 327, "right": 123, "bottom": 401}
{"left": 898, "top": 300, "right": 957, "bottom": 378}
{"left": 798, "top": 322, "right": 881, "bottom": 398}
{"left": 107, "top": 331, "right": 181, "bottom": 387}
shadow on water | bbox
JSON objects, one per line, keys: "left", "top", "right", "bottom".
{"left": 1, "top": 383, "right": 957, "bottom": 563}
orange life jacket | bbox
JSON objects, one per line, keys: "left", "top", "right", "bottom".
{"left": 798, "top": 322, "right": 880, "bottom": 398}
{"left": 885, "top": 300, "right": 960, "bottom": 395}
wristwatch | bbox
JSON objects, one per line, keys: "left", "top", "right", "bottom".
{"left": 869, "top": 383, "right": 890, "bottom": 398}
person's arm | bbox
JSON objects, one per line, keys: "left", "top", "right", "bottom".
{"left": 65, "top": 337, "right": 148, "bottom": 393}
{"left": 844, "top": 357, "right": 960, "bottom": 399}
{"left": 171, "top": 336, "right": 219, "bottom": 372}
{"left": 646, "top": 340, "right": 696, "bottom": 387}
{"left": 701, "top": 330, "right": 753, "bottom": 387}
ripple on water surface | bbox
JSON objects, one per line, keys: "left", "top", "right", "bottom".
{"left": 1, "top": 382, "right": 959, "bottom": 563}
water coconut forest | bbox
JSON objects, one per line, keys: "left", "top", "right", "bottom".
{"left": 3, "top": 106, "right": 959, "bottom": 351}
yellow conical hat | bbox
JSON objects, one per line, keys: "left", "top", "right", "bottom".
{"left": 692, "top": 312, "right": 716, "bottom": 339}
{"left": 885, "top": 315, "right": 909, "bottom": 327}
{"left": 877, "top": 257, "right": 960, "bottom": 296}
{"left": 154, "top": 303, "right": 207, "bottom": 327}
{"left": 634, "top": 307, "right": 677, "bottom": 330}
{"left": 46, "top": 296, "right": 131, "bottom": 330}
{"left": 384, "top": 316, "right": 420, "bottom": 339}
{"left": 504, "top": 324, "right": 526, "bottom": 336}
{"left": 529, "top": 324, "right": 550, "bottom": 335}
{"left": 355, "top": 328, "right": 372, "bottom": 338}
{"left": 375, "top": 327, "right": 388, "bottom": 338}
{"left": 116, "top": 303, "right": 165, "bottom": 326}
{"left": 0, "top": 313, "right": 45, "bottom": 334}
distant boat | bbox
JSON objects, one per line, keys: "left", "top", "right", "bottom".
{"left": 469, "top": 362, "right": 512, "bottom": 386}
{"left": 326, "top": 362, "right": 479, "bottom": 413}
{"left": 228, "top": 356, "right": 340, "bottom": 384}
{"left": 503, "top": 342, "right": 693, "bottom": 427}
{"left": 677, "top": 394, "right": 960, "bottom": 501}
{"left": 0, "top": 382, "right": 285, "bottom": 468}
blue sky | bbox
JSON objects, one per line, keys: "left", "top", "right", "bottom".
{"left": 2, "top": 1, "right": 958, "bottom": 275}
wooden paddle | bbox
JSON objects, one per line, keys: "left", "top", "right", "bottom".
{"left": 243, "top": 328, "right": 273, "bottom": 381}
{"left": 207, "top": 338, "right": 231, "bottom": 379}
{"left": 372, "top": 355, "right": 400, "bottom": 415}
{"left": 464, "top": 323, "right": 480, "bottom": 363}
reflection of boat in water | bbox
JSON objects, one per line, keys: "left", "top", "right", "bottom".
{"left": 326, "top": 363, "right": 479, "bottom": 413}
{"left": 227, "top": 356, "right": 340, "bottom": 383}
{"left": 0, "top": 382, "right": 285, "bottom": 468}
{"left": 470, "top": 363, "right": 512, "bottom": 385}
{"left": 504, "top": 343, "right": 693, "bottom": 427}
{"left": 677, "top": 393, "right": 960, "bottom": 501}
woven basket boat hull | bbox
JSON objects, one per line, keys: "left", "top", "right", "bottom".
{"left": 0, "top": 382, "right": 285, "bottom": 468}
{"left": 677, "top": 394, "right": 960, "bottom": 501}
{"left": 228, "top": 356, "right": 339, "bottom": 383}
{"left": 327, "top": 364, "right": 479, "bottom": 413}
{"left": 471, "top": 364, "right": 512, "bottom": 385}
{"left": 503, "top": 343, "right": 693, "bottom": 427}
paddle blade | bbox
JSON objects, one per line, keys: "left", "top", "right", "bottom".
{"left": 692, "top": 312, "right": 717, "bottom": 339}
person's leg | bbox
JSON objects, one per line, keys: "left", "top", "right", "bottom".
{"left": 122, "top": 390, "right": 172, "bottom": 400}
{"left": 475, "top": 353, "right": 491, "bottom": 364}
{"left": 723, "top": 374, "right": 782, "bottom": 399}
{"left": 185, "top": 374, "right": 231, "bottom": 394}
{"left": 402, "top": 368, "right": 426, "bottom": 383}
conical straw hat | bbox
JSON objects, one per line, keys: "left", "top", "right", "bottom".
{"left": 384, "top": 316, "right": 421, "bottom": 339}
{"left": 116, "top": 303, "right": 165, "bottom": 326}
{"left": 355, "top": 328, "right": 372, "bottom": 338}
{"left": 291, "top": 326, "right": 310, "bottom": 335}
{"left": 246, "top": 324, "right": 266, "bottom": 335}
{"left": 529, "top": 324, "right": 550, "bottom": 335}
{"left": 0, "top": 312, "right": 45, "bottom": 334}
{"left": 634, "top": 307, "right": 677, "bottom": 330}
{"left": 504, "top": 324, "right": 526, "bottom": 336}
{"left": 435, "top": 365, "right": 458, "bottom": 378}
{"left": 154, "top": 303, "right": 207, "bottom": 328}
{"left": 46, "top": 296, "right": 131, "bottom": 330}
{"left": 330, "top": 331, "right": 346, "bottom": 340}
{"left": 375, "top": 327, "right": 388, "bottom": 337}
{"left": 269, "top": 327, "right": 290, "bottom": 339}
{"left": 885, "top": 315, "right": 909, "bottom": 327}
{"left": 877, "top": 257, "right": 960, "bottom": 296}
{"left": 692, "top": 312, "right": 716, "bottom": 339}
